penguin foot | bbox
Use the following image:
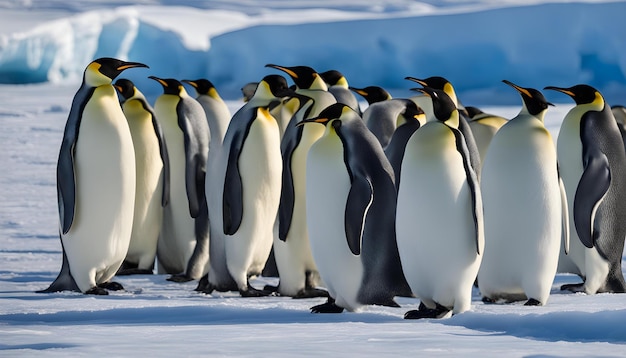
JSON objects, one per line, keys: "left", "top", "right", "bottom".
{"left": 240, "top": 285, "right": 272, "bottom": 297}
{"left": 524, "top": 298, "right": 542, "bottom": 306}
{"left": 116, "top": 268, "right": 154, "bottom": 276}
{"left": 481, "top": 296, "right": 496, "bottom": 304}
{"left": 294, "top": 288, "right": 330, "bottom": 299}
{"left": 311, "top": 299, "right": 344, "bottom": 314}
{"left": 98, "top": 281, "right": 124, "bottom": 291}
{"left": 561, "top": 283, "right": 585, "bottom": 293}
{"left": 263, "top": 284, "right": 280, "bottom": 294}
{"left": 167, "top": 274, "right": 194, "bottom": 283}
{"left": 86, "top": 286, "right": 109, "bottom": 295}
{"left": 404, "top": 302, "right": 450, "bottom": 320}
{"left": 195, "top": 275, "right": 215, "bottom": 294}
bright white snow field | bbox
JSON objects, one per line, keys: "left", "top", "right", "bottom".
{"left": 1, "top": 1, "right": 626, "bottom": 357}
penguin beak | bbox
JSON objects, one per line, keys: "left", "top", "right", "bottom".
{"left": 266, "top": 64, "right": 298, "bottom": 79}
{"left": 117, "top": 61, "right": 149, "bottom": 71}
{"left": 182, "top": 80, "right": 198, "bottom": 88}
{"left": 405, "top": 76, "right": 428, "bottom": 87}
{"left": 502, "top": 80, "right": 532, "bottom": 98}
{"left": 544, "top": 86, "right": 575, "bottom": 98}
{"left": 113, "top": 84, "right": 123, "bottom": 93}
{"left": 414, "top": 88, "right": 431, "bottom": 97}
{"left": 349, "top": 87, "right": 367, "bottom": 96}
{"left": 148, "top": 76, "right": 167, "bottom": 87}
{"left": 296, "top": 116, "right": 328, "bottom": 127}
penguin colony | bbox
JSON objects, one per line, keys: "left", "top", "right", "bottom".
{"left": 41, "top": 57, "right": 626, "bottom": 320}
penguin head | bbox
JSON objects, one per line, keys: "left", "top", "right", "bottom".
{"left": 397, "top": 100, "right": 426, "bottom": 127}
{"left": 320, "top": 69, "right": 348, "bottom": 88}
{"left": 183, "top": 79, "right": 221, "bottom": 100}
{"left": 252, "top": 74, "right": 292, "bottom": 102}
{"left": 149, "top": 76, "right": 186, "bottom": 96}
{"left": 113, "top": 78, "right": 136, "bottom": 101}
{"left": 406, "top": 76, "right": 458, "bottom": 105}
{"left": 415, "top": 87, "right": 458, "bottom": 126}
{"left": 84, "top": 57, "right": 148, "bottom": 87}
{"left": 465, "top": 106, "right": 485, "bottom": 120}
{"left": 241, "top": 82, "right": 259, "bottom": 102}
{"left": 349, "top": 86, "right": 392, "bottom": 104}
{"left": 503, "top": 80, "right": 553, "bottom": 117}
{"left": 544, "top": 84, "right": 604, "bottom": 106}
{"left": 296, "top": 103, "right": 356, "bottom": 132}
{"left": 265, "top": 64, "right": 328, "bottom": 91}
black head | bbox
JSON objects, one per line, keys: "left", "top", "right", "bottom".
{"left": 349, "top": 86, "right": 391, "bottom": 104}
{"left": 544, "top": 84, "right": 601, "bottom": 105}
{"left": 405, "top": 76, "right": 449, "bottom": 90}
{"left": 417, "top": 87, "right": 457, "bottom": 122}
{"left": 113, "top": 78, "right": 135, "bottom": 100}
{"left": 182, "top": 79, "right": 215, "bottom": 95}
{"left": 149, "top": 76, "right": 183, "bottom": 95}
{"left": 265, "top": 64, "right": 319, "bottom": 89}
{"left": 260, "top": 74, "right": 292, "bottom": 98}
{"left": 465, "top": 106, "right": 484, "bottom": 119}
{"left": 402, "top": 100, "right": 425, "bottom": 120}
{"left": 296, "top": 102, "right": 350, "bottom": 128}
{"left": 320, "top": 70, "right": 344, "bottom": 86}
{"left": 91, "top": 57, "right": 148, "bottom": 80}
{"left": 503, "top": 80, "right": 552, "bottom": 116}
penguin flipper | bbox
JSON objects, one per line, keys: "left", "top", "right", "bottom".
{"left": 344, "top": 176, "right": 373, "bottom": 256}
{"left": 558, "top": 167, "right": 570, "bottom": 255}
{"left": 573, "top": 147, "right": 610, "bottom": 249}
{"left": 452, "top": 127, "right": 484, "bottom": 255}
{"left": 278, "top": 122, "right": 303, "bottom": 242}
{"left": 178, "top": 99, "right": 208, "bottom": 218}
{"left": 151, "top": 109, "right": 170, "bottom": 207}
{"left": 37, "top": 239, "right": 81, "bottom": 293}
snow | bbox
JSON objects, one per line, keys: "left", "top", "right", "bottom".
{"left": 2, "top": 1, "right": 626, "bottom": 357}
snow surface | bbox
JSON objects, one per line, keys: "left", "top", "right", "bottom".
{"left": 2, "top": 1, "right": 626, "bottom": 357}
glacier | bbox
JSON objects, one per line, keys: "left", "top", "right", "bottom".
{"left": 0, "top": 1, "right": 625, "bottom": 104}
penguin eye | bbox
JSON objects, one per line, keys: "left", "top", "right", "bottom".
{"left": 331, "top": 120, "right": 342, "bottom": 130}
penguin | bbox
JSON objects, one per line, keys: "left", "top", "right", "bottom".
{"left": 320, "top": 69, "right": 362, "bottom": 114}
{"left": 265, "top": 64, "right": 337, "bottom": 118}
{"left": 200, "top": 74, "right": 291, "bottom": 296}
{"left": 272, "top": 93, "right": 328, "bottom": 298}
{"left": 396, "top": 87, "right": 483, "bottom": 319}
{"left": 300, "top": 103, "right": 412, "bottom": 313}
{"left": 611, "top": 105, "right": 626, "bottom": 152}
{"left": 241, "top": 82, "right": 259, "bottom": 102}
{"left": 349, "top": 86, "right": 392, "bottom": 105}
{"left": 465, "top": 106, "right": 508, "bottom": 167}
{"left": 113, "top": 78, "right": 170, "bottom": 275}
{"left": 383, "top": 100, "right": 426, "bottom": 191}
{"left": 544, "top": 84, "right": 626, "bottom": 294}
{"left": 406, "top": 76, "right": 482, "bottom": 179}
{"left": 478, "top": 80, "right": 568, "bottom": 306}
{"left": 149, "top": 76, "right": 210, "bottom": 282}
{"left": 39, "top": 57, "right": 148, "bottom": 295}
{"left": 360, "top": 98, "right": 425, "bottom": 149}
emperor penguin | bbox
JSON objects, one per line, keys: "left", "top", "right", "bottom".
{"left": 320, "top": 69, "right": 362, "bottom": 114}
{"left": 241, "top": 82, "right": 259, "bottom": 102}
{"left": 200, "top": 74, "right": 292, "bottom": 296}
{"left": 265, "top": 64, "right": 337, "bottom": 119}
{"left": 383, "top": 100, "right": 426, "bottom": 190}
{"left": 39, "top": 57, "right": 148, "bottom": 295}
{"left": 350, "top": 86, "right": 392, "bottom": 106}
{"left": 300, "top": 103, "right": 412, "bottom": 313}
{"left": 149, "top": 76, "right": 210, "bottom": 282}
{"left": 478, "top": 80, "right": 568, "bottom": 306}
{"left": 360, "top": 98, "right": 425, "bottom": 150}
{"left": 406, "top": 76, "right": 482, "bottom": 179}
{"left": 544, "top": 84, "right": 626, "bottom": 294}
{"left": 113, "top": 78, "right": 170, "bottom": 275}
{"left": 272, "top": 93, "right": 328, "bottom": 298}
{"left": 396, "top": 87, "right": 484, "bottom": 319}
{"left": 465, "top": 106, "right": 508, "bottom": 167}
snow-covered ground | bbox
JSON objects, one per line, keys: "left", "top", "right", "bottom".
{"left": 1, "top": 1, "right": 626, "bottom": 356}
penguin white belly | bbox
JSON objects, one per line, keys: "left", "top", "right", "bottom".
{"left": 396, "top": 125, "right": 480, "bottom": 314}
{"left": 274, "top": 125, "right": 324, "bottom": 296}
{"left": 306, "top": 134, "right": 364, "bottom": 311}
{"left": 226, "top": 116, "right": 282, "bottom": 289}
{"left": 63, "top": 87, "right": 135, "bottom": 292}
{"left": 479, "top": 122, "right": 561, "bottom": 304}
{"left": 157, "top": 114, "right": 196, "bottom": 274}
{"left": 125, "top": 102, "right": 163, "bottom": 270}
{"left": 557, "top": 111, "right": 586, "bottom": 276}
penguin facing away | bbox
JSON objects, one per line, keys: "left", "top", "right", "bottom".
{"left": 396, "top": 87, "right": 483, "bottom": 319}
{"left": 114, "top": 78, "right": 170, "bottom": 275}
{"left": 545, "top": 84, "right": 626, "bottom": 294}
{"left": 299, "top": 103, "right": 412, "bottom": 313}
{"left": 361, "top": 98, "right": 425, "bottom": 150}
{"left": 149, "top": 76, "right": 210, "bottom": 283}
{"left": 478, "top": 80, "right": 568, "bottom": 306}
{"left": 320, "top": 69, "right": 362, "bottom": 114}
{"left": 198, "top": 74, "right": 292, "bottom": 296}
{"left": 39, "top": 57, "right": 148, "bottom": 295}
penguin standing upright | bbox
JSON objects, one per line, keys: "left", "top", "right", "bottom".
{"left": 478, "top": 81, "right": 568, "bottom": 306}
{"left": 300, "top": 103, "right": 412, "bottom": 313}
{"left": 200, "top": 74, "right": 291, "bottom": 296}
{"left": 320, "top": 69, "right": 362, "bottom": 114}
{"left": 149, "top": 76, "right": 210, "bottom": 282}
{"left": 406, "top": 76, "right": 482, "bottom": 178}
{"left": 545, "top": 84, "right": 626, "bottom": 294}
{"left": 39, "top": 58, "right": 148, "bottom": 295}
{"left": 465, "top": 106, "right": 508, "bottom": 166}
{"left": 396, "top": 87, "right": 483, "bottom": 319}
{"left": 114, "top": 78, "right": 170, "bottom": 275}
{"left": 361, "top": 99, "right": 424, "bottom": 150}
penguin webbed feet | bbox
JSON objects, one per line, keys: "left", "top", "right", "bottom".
{"left": 167, "top": 273, "right": 195, "bottom": 283}
{"left": 293, "top": 287, "right": 330, "bottom": 299}
{"left": 194, "top": 275, "right": 214, "bottom": 294}
{"left": 85, "top": 281, "right": 124, "bottom": 295}
{"left": 310, "top": 298, "right": 344, "bottom": 313}
{"left": 404, "top": 302, "right": 450, "bottom": 320}
{"left": 561, "top": 282, "right": 585, "bottom": 293}
{"left": 524, "top": 298, "right": 542, "bottom": 306}
{"left": 116, "top": 268, "right": 154, "bottom": 276}
{"left": 239, "top": 283, "right": 275, "bottom": 297}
